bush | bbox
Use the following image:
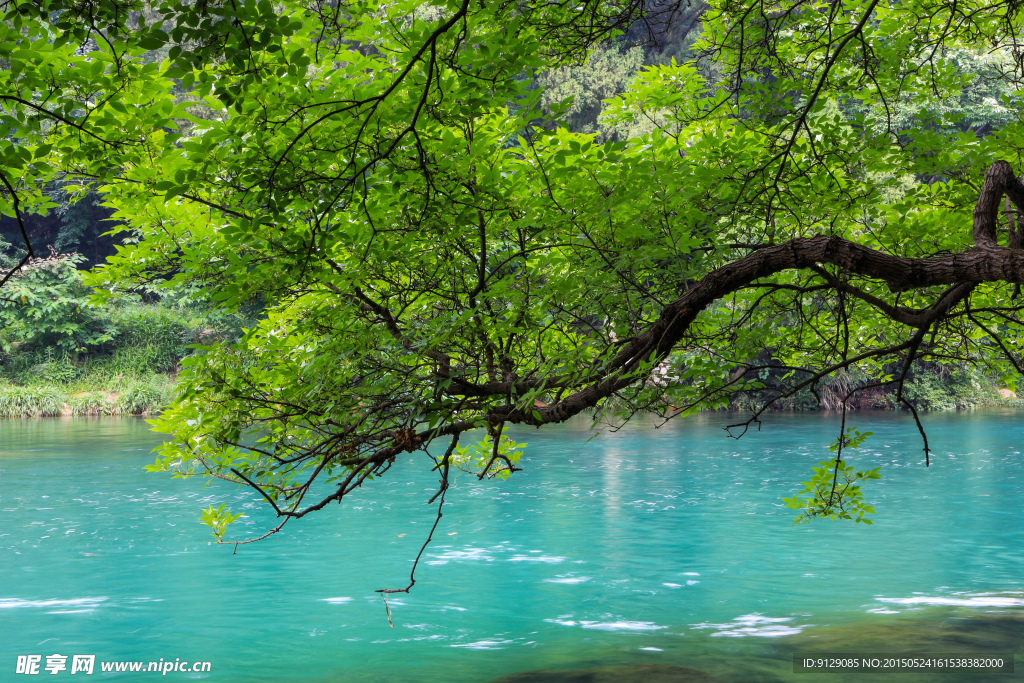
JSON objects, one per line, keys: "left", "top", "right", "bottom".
{"left": 66, "top": 392, "right": 114, "bottom": 415}
{"left": 116, "top": 380, "right": 167, "bottom": 415}
{"left": 105, "top": 305, "right": 200, "bottom": 373}
{"left": 0, "top": 253, "right": 112, "bottom": 353}
{"left": 902, "top": 364, "right": 1001, "bottom": 410}
{"left": 0, "top": 256, "right": 254, "bottom": 418}
{"left": 0, "top": 385, "right": 66, "bottom": 417}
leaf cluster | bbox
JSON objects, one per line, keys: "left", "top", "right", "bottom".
{"left": 783, "top": 428, "right": 881, "bottom": 524}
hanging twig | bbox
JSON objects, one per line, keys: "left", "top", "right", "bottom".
{"left": 374, "top": 434, "right": 459, "bottom": 623}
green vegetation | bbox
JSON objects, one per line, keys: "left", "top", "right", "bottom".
{"left": 784, "top": 427, "right": 879, "bottom": 525}
{"left": 0, "top": 253, "right": 248, "bottom": 417}
{"left": 730, "top": 362, "right": 1012, "bottom": 412}
{"left": 7, "top": 0, "right": 1024, "bottom": 543}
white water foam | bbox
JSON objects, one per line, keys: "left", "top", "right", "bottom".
{"left": 0, "top": 597, "right": 107, "bottom": 613}
{"left": 450, "top": 639, "right": 515, "bottom": 650}
{"left": 425, "top": 548, "right": 493, "bottom": 565}
{"left": 544, "top": 617, "right": 665, "bottom": 631}
{"left": 581, "top": 620, "right": 666, "bottom": 631}
{"left": 875, "top": 593, "right": 1024, "bottom": 608}
{"left": 543, "top": 576, "right": 591, "bottom": 584}
{"left": 508, "top": 554, "right": 566, "bottom": 563}
{"left": 692, "top": 614, "right": 806, "bottom": 638}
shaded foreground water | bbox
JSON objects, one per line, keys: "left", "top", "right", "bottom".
{"left": 1, "top": 411, "right": 1023, "bottom": 681}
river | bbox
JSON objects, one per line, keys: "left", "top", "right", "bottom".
{"left": 1, "top": 411, "right": 1022, "bottom": 681}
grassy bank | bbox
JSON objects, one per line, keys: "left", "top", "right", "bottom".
{"left": 0, "top": 375, "right": 174, "bottom": 417}
{"left": 0, "top": 255, "right": 251, "bottom": 417}
{"left": 0, "top": 316, "right": 193, "bottom": 417}
{"left": 0, "top": 302, "right": 246, "bottom": 417}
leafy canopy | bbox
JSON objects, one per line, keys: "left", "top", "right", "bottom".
{"left": 4, "top": 0, "right": 1024, "bottom": 556}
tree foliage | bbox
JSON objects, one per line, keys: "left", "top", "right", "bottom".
{"left": 5, "top": 0, "right": 1024, "bottom": 578}
{"left": 0, "top": 252, "right": 112, "bottom": 352}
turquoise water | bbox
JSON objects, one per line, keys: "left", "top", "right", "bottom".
{"left": 1, "top": 412, "right": 1023, "bottom": 681}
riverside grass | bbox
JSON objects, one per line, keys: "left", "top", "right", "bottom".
{"left": 0, "top": 375, "right": 174, "bottom": 417}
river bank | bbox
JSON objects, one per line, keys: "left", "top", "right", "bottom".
{"left": 1, "top": 364, "right": 1019, "bottom": 418}
{"left": 0, "top": 253, "right": 251, "bottom": 418}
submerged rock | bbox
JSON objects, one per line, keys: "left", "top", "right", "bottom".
{"left": 487, "top": 663, "right": 722, "bottom": 683}
{"left": 763, "top": 607, "right": 1024, "bottom": 682}
{"left": 779, "top": 608, "right": 1024, "bottom": 654}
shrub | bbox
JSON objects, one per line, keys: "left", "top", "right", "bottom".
{"left": 0, "top": 385, "right": 66, "bottom": 417}
{"left": 0, "top": 253, "right": 113, "bottom": 353}
{"left": 0, "top": 260, "right": 252, "bottom": 408}
{"left": 66, "top": 392, "right": 114, "bottom": 415}
{"left": 116, "top": 380, "right": 166, "bottom": 415}
{"left": 903, "top": 364, "right": 1000, "bottom": 410}
{"left": 106, "top": 305, "right": 200, "bottom": 373}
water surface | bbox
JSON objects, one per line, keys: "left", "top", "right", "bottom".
{"left": 1, "top": 412, "right": 1022, "bottom": 681}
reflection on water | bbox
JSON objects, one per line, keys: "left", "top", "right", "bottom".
{"left": 0, "top": 413, "right": 1023, "bottom": 681}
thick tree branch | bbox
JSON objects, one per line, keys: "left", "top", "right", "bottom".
{"left": 974, "top": 160, "right": 1024, "bottom": 247}
{"left": 509, "top": 228, "right": 1021, "bottom": 427}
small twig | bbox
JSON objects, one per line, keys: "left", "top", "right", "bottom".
{"left": 0, "top": 170, "right": 36, "bottom": 266}
{"left": 428, "top": 433, "right": 457, "bottom": 504}
{"left": 829, "top": 403, "right": 849, "bottom": 506}
{"left": 231, "top": 467, "right": 286, "bottom": 516}
{"left": 217, "top": 517, "right": 289, "bottom": 547}
{"left": 381, "top": 593, "right": 394, "bottom": 628}
{"left": 374, "top": 434, "right": 460, "bottom": 623}
{"left": 0, "top": 253, "right": 31, "bottom": 288}
{"left": 375, "top": 486, "right": 447, "bottom": 594}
